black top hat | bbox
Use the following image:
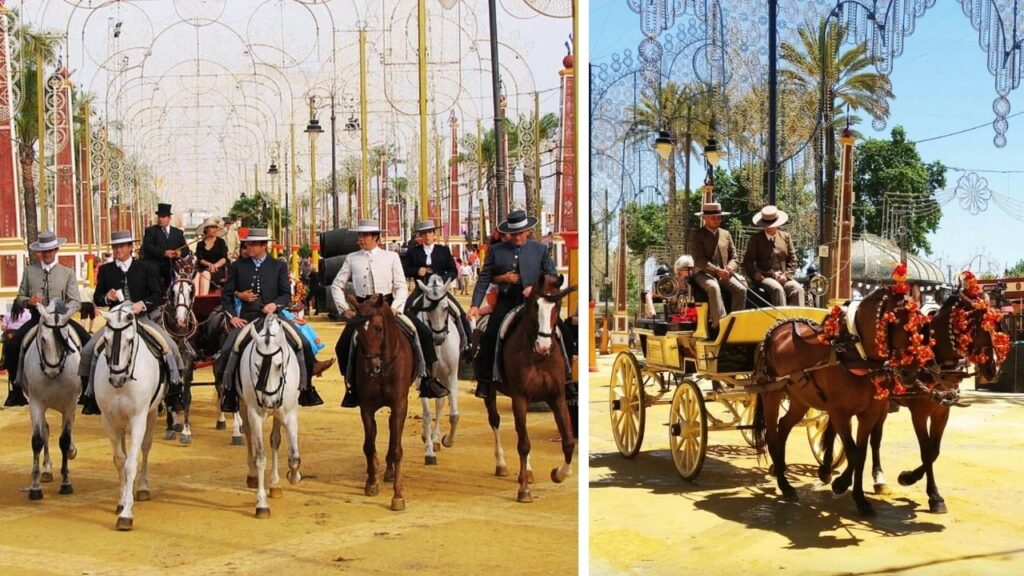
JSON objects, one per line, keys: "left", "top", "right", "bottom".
{"left": 497, "top": 210, "right": 538, "bottom": 234}
{"left": 155, "top": 203, "right": 173, "bottom": 216}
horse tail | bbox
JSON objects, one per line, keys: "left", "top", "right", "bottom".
{"left": 752, "top": 391, "right": 767, "bottom": 458}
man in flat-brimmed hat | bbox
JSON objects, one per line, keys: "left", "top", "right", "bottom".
{"left": 215, "top": 227, "right": 333, "bottom": 411}
{"left": 468, "top": 210, "right": 573, "bottom": 400}
{"left": 742, "top": 205, "right": 804, "bottom": 307}
{"left": 3, "top": 232, "right": 90, "bottom": 407}
{"left": 688, "top": 202, "right": 747, "bottom": 328}
{"left": 141, "top": 202, "right": 191, "bottom": 289}
{"left": 331, "top": 219, "right": 449, "bottom": 407}
{"left": 78, "top": 230, "right": 186, "bottom": 416}
{"left": 402, "top": 219, "right": 472, "bottom": 348}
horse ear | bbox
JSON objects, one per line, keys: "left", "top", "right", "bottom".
{"left": 416, "top": 279, "right": 428, "bottom": 293}
{"left": 444, "top": 278, "right": 454, "bottom": 292}
{"left": 558, "top": 274, "right": 565, "bottom": 286}
{"left": 374, "top": 293, "right": 385, "bottom": 307}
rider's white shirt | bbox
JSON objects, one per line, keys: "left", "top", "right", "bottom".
{"left": 331, "top": 246, "right": 407, "bottom": 313}
{"left": 423, "top": 243, "right": 434, "bottom": 266}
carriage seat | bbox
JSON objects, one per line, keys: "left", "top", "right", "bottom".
{"left": 688, "top": 276, "right": 771, "bottom": 310}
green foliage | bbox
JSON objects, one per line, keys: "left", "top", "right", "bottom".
{"left": 623, "top": 201, "right": 668, "bottom": 255}
{"left": 627, "top": 266, "right": 639, "bottom": 317}
{"left": 853, "top": 126, "right": 946, "bottom": 255}
{"left": 229, "top": 193, "right": 282, "bottom": 228}
{"left": 1006, "top": 260, "right": 1024, "bottom": 278}
{"left": 299, "top": 244, "right": 312, "bottom": 259}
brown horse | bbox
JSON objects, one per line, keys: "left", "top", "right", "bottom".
{"left": 485, "top": 274, "right": 576, "bottom": 503}
{"left": 753, "top": 286, "right": 928, "bottom": 516}
{"left": 346, "top": 293, "right": 418, "bottom": 511}
{"left": 827, "top": 291, "right": 1006, "bottom": 513}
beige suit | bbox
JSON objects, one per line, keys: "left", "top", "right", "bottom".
{"left": 688, "top": 226, "right": 746, "bottom": 326}
{"left": 742, "top": 230, "right": 804, "bottom": 306}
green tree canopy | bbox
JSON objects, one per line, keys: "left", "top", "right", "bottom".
{"left": 623, "top": 201, "right": 668, "bottom": 256}
{"left": 853, "top": 126, "right": 945, "bottom": 255}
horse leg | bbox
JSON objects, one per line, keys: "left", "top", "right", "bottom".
{"left": 387, "top": 399, "right": 408, "bottom": 511}
{"left": 28, "top": 403, "right": 46, "bottom": 500}
{"left": 40, "top": 418, "right": 54, "bottom": 484}
{"left": 818, "top": 423, "right": 836, "bottom": 484}
{"left": 101, "top": 417, "right": 127, "bottom": 514}
{"left": 485, "top": 393, "right": 507, "bottom": 476}
{"left": 421, "top": 397, "right": 437, "bottom": 465}
{"left": 268, "top": 414, "right": 283, "bottom": 499}
{"left": 923, "top": 405, "right": 951, "bottom": 513}
{"left": 241, "top": 409, "right": 258, "bottom": 489}
{"left": 164, "top": 406, "right": 176, "bottom": 440}
{"left": 232, "top": 411, "right": 244, "bottom": 445}
{"left": 760, "top": 390, "right": 800, "bottom": 500}
{"left": 251, "top": 411, "right": 270, "bottom": 518}
{"left": 58, "top": 412, "right": 74, "bottom": 495}
{"left": 442, "top": 373, "right": 460, "bottom": 447}
{"left": 179, "top": 370, "right": 193, "bottom": 445}
{"left": 284, "top": 409, "right": 301, "bottom": 485}
{"left": 511, "top": 396, "right": 532, "bottom": 503}
{"left": 432, "top": 398, "right": 444, "bottom": 451}
{"left": 870, "top": 409, "right": 891, "bottom": 495}
{"left": 850, "top": 405, "right": 884, "bottom": 517}
{"left": 548, "top": 395, "right": 576, "bottom": 483}
{"left": 361, "top": 407, "right": 380, "bottom": 497}
{"left": 116, "top": 414, "right": 148, "bottom": 530}
{"left": 135, "top": 408, "right": 157, "bottom": 503}
{"left": 829, "top": 412, "right": 860, "bottom": 498}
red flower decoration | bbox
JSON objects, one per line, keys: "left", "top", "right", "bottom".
{"left": 818, "top": 306, "right": 843, "bottom": 345}
{"left": 891, "top": 261, "right": 909, "bottom": 295}
{"left": 961, "top": 270, "right": 983, "bottom": 299}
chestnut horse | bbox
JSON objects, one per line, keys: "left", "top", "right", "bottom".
{"left": 346, "top": 293, "right": 418, "bottom": 511}
{"left": 485, "top": 274, "right": 576, "bottom": 503}
{"left": 823, "top": 291, "right": 1006, "bottom": 513}
{"left": 753, "top": 287, "right": 929, "bottom": 515}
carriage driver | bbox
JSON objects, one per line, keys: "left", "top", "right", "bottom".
{"left": 78, "top": 230, "right": 185, "bottom": 416}
{"left": 742, "top": 205, "right": 805, "bottom": 307}
{"left": 688, "top": 202, "right": 747, "bottom": 329}
{"left": 141, "top": 202, "right": 191, "bottom": 290}
{"left": 332, "top": 219, "right": 449, "bottom": 408}
{"left": 3, "top": 232, "right": 91, "bottom": 407}
{"left": 214, "top": 228, "right": 334, "bottom": 412}
{"left": 468, "top": 210, "right": 576, "bottom": 400}
{"left": 403, "top": 219, "right": 473, "bottom": 348}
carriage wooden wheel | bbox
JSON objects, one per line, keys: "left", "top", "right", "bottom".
{"left": 668, "top": 378, "right": 707, "bottom": 480}
{"left": 806, "top": 408, "right": 846, "bottom": 468}
{"left": 610, "top": 352, "right": 646, "bottom": 458}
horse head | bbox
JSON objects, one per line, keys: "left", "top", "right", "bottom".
{"left": 855, "top": 287, "right": 931, "bottom": 386}
{"left": 99, "top": 302, "right": 138, "bottom": 388}
{"left": 931, "top": 293, "right": 1007, "bottom": 383}
{"left": 250, "top": 313, "right": 289, "bottom": 389}
{"left": 528, "top": 274, "right": 576, "bottom": 356}
{"left": 167, "top": 277, "right": 196, "bottom": 331}
{"left": 347, "top": 293, "right": 392, "bottom": 377}
{"left": 36, "top": 299, "right": 74, "bottom": 379}
{"left": 416, "top": 274, "right": 455, "bottom": 345}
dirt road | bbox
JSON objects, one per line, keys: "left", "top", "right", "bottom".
{"left": 0, "top": 316, "right": 577, "bottom": 576}
{"left": 590, "top": 353, "right": 1024, "bottom": 576}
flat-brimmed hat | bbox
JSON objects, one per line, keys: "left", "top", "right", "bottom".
{"left": 753, "top": 205, "right": 789, "bottom": 228}
{"left": 695, "top": 202, "right": 731, "bottom": 217}
{"left": 352, "top": 219, "right": 381, "bottom": 234}
{"left": 414, "top": 219, "right": 438, "bottom": 234}
{"left": 29, "top": 231, "right": 67, "bottom": 251}
{"left": 497, "top": 210, "right": 538, "bottom": 234}
{"left": 110, "top": 230, "right": 136, "bottom": 245}
{"left": 242, "top": 227, "right": 272, "bottom": 242}
{"left": 155, "top": 203, "right": 173, "bottom": 217}
{"left": 197, "top": 216, "right": 223, "bottom": 234}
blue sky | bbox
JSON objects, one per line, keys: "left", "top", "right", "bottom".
{"left": 591, "top": 0, "right": 1024, "bottom": 277}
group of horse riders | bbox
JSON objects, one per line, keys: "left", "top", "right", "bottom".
{"left": 652, "top": 202, "right": 807, "bottom": 331}
{"left": 4, "top": 203, "right": 576, "bottom": 414}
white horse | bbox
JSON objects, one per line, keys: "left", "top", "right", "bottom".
{"left": 236, "top": 313, "right": 302, "bottom": 518}
{"left": 21, "top": 300, "right": 82, "bottom": 500}
{"left": 415, "top": 274, "right": 463, "bottom": 465}
{"left": 94, "top": 302, "right": 165, "bottom": 531}
{"left": 162, "top": 277, "right": 196, "bottom": 445}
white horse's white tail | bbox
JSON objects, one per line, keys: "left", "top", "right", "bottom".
{"left": 22, "top": 301, "right": 82, "bottom": 500}
{"left": 237, "top": 313, "right": 302, "bottom": 519}
{"left": 94, "top": 302, "right": 165, "bottom": 531}
{"left": 415, "top": 275, "right": 462, "bottom": 465}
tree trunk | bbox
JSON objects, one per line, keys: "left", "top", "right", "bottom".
{"left": 665, "top": 149, "right": 682, "bottom": 257}
{"left": 20, "top": 147, "right": 39, "bottom": 242}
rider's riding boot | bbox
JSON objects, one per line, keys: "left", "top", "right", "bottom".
{"left": 165, "top": 380, "right": 185, "bottom": 413}
{"left": 340, "top": 383, "right": 359, "bottom": 408}
{"left": 3, "top": 382, "right": 28, "bottom": 407}
{"left": 298, "top": 383, "right": 325, "bottom": 407}
{"left": 219, "top": 386, "right": 239, "bottom": 413}
{"left": 419, "top": 375, "right": 449, "bottom": 399}
{"left": 311, "top": 358, "right": 335, "bottom": 377}
{"left": 80, "top": 377, "right": 101, "bottom": 415}
{"left": 474, "top": 379, "right": 492, "bottom": 399}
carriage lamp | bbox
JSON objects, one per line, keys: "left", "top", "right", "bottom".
{"left": 653, "top": 130, "right": 676, "bottom": 160}
{"left": 267, "top": 162, "right": 279, "bottom": 176}
{"left": 703, "top": 136, "right": 724, "bottom": 168}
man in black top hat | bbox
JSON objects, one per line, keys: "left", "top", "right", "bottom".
{"left": 141, "top": 203, "right": 191, "bottom": 289}
{"left": 403, "top": 219, "right": 472, "bottom": 349}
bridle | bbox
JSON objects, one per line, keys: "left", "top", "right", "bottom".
{"left": 163, "top": 278, "right": 197, "bottom": 339}
{"left": 247, "top": 317, "right": 290, "bottom": 408}
{"left": 103, "top": 310, "right": 138, "bottom": 387}
{"left": 419, "top": 288, "right": 453, "bottom": 341}
{"left": 36, "top": 314, "right": 76, "bottom": 375}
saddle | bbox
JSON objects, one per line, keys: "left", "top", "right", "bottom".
{"left": 20, "top": 323, "right": 85, "bottom": 354}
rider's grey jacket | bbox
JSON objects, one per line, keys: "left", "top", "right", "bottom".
{"left": 15, "top": 262, "right": 81, "bottom": 315}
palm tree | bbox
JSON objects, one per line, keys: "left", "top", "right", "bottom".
{"left": 458, "top": 125, "right": 499, "bottom": 231}
{"left": 11, "top": 20, "right": 61, "bottom": 241}
{"left": 781, "top": 18, "right": 894, "bottom": 273}
{"left": 506, "top": 112, "right": 558, "bottom": 219}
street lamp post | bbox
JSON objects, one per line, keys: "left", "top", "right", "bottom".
{"left": 267, "top": 161, "right": 280, "bottom": 257}
{"left": 305, "top": 96, "right": 324, "bottom": 269}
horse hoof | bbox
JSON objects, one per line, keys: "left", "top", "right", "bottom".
{"left": 255, "top": 507, "right": 271, "bottom": 519}
{"left": 495, "top": 465, "right": 509, "bottom": 477}
{"left": 231, "top": 436, "right": 243, "bottom": 446}
{"left": 116, "top": 517, "right": 133, "bottom": 531}
{"left": 391, "top": 497, "right": 406, "bottom": 511}
{"left": 929, "top": 499, "right": 948, "bottom": 514}
{"left": 551, "top": 468, "right": 564, "bottom": 484}
{"left": 425, "top": 455, "right": 437, "bottom": 465}
{"left": 172, "top": 422, "right": 184, "bottom": 433}
{"left": 68, "top": 446, "right": 77, "bottom": 460}
{"left": 526, "top": 470, "right": 535, "bottom": 484}
{"left": 269, "top": 487, "right": 283, "bottom": 499}
{"left": 874, "top": 482, "right": 892, "bottom": 496}
{"left": 215, "top": 420, "right": 226, "bottom": 430}
{"left": 442, "top": 434, "right": 454, "bottom": 448}
{"left": 164, "top": 430, "right": 177, "bottom": 440}
{"left": 59, "top": 483, "right": 73, "bottom": 495}
{"left": 28, "top": 488, "right": 43, "bottom": 501}
{"left": 383, "top": 470, "right": 395, "bottom": 483}
{"left": 179, "top": 434, "right": 192, "bottom": 446}
{"left": 898, "top": 471, "right": 915, "bottom": 486}
{"left": 365, "top": 484, "right": 380, "bottom": 497}
{"left": 781, "top": 486, "right": 799, "bottom": 502}
{"left": 115, "top": 505, "right": 123, "bottom": 514}
{"left": 286, "top": 470, "right": 301, "bottom": 485}
{"left": 40, "top": 472, "right": 53, "bottom": 483}
{"left": 517, "top": 489, "right": 533, "bottom": 503}
{"left": 135, "top": 490, "right": 150, "bottom": 502}
{"left": 831, "top": 479, "right": 850, "bottom": 496}
{"left": 246, "top": 476, "right": 259, "bottom": 489}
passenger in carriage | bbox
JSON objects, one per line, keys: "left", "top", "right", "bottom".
{"left": 3, "top": 232, "right": 91, "bottom": 407}
{"left": 688, "top": 202, "right": 747, "bottom": 329}
{"left": 742, "top": 205, "right": 805, "bottom": 307}
{"left": 402, "top": 219, "right": 473, "bottom": 349}
{"left": 78, "top": 230, "right": 185, "bottom": 416}
{"left": 194, "top": 216, "right": 229, "bottom": 296}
